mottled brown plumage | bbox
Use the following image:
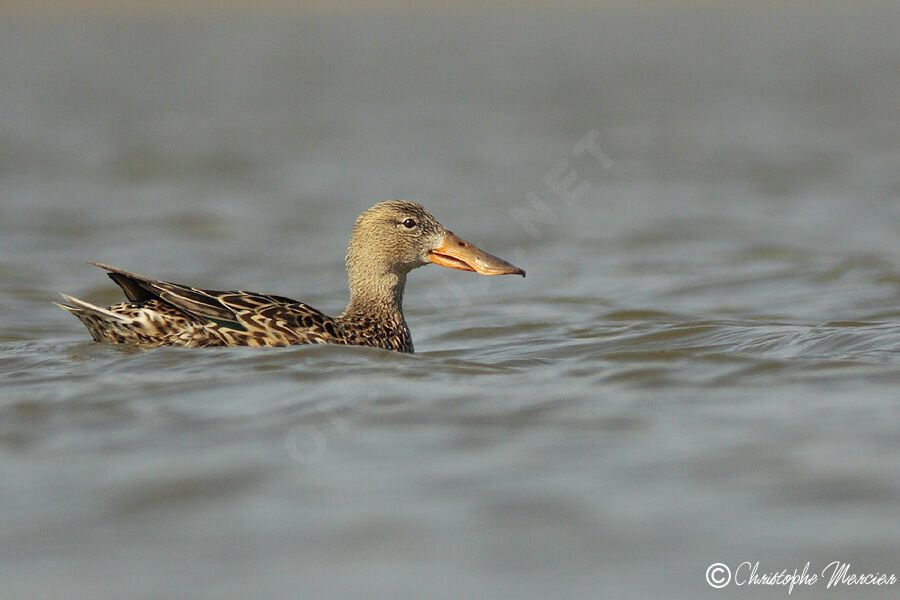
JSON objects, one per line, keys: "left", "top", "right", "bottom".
{"left": 56, "top": 201, "right": 524, "bottom": 353}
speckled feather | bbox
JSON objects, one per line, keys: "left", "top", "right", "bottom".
{"left": 57, "top": 264, "right": 413, "bottom": 351}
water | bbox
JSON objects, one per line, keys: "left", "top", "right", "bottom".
{"left": 1, "top": 3, "right": 899, "bottom": 598}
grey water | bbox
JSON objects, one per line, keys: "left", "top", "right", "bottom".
{"left": 1, "top": 2, "right": 899, "bottom": 598}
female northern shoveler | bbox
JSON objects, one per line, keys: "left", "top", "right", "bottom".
{"left": 56, "top": 201, "right": 524, "bottom": 353}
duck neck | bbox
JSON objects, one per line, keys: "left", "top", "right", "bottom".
{"left": 343, "top": 269, "right": 407, "bottom": 320}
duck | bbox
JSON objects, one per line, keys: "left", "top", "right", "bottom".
{"left": 55, "top": 201, "right": 525, "bottom": 353}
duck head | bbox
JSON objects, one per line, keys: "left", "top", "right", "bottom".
{"left": 346, "top": 200, "right": 525, "bottom": 279}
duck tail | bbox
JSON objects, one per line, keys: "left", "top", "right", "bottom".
{"left": 54, "top": 294, "right": 127, "bottom": 321}
{"left": 55, "top": 294, "right": 130, "bottom": 342}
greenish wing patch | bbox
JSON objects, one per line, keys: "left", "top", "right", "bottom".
{"left": 206, "top": 317, "right": 248, "bottom": 331}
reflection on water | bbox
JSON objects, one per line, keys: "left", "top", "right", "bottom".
{"left": 1, "top": 2, "right": 899, "bottom": 599}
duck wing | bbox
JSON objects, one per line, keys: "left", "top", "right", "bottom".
{"left": 216, "top": 292, "right": 342, "bottom": 343}
{"left": 91, "top": 262, "right": 241, "bottom": 326}
{"left": 89, "top": 262, "right": 340, "bottom": 343}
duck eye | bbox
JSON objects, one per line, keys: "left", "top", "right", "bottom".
{"left": 401, "top": 218, "right": 417, "bottom": 229}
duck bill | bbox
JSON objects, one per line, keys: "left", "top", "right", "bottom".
{"left": 428, "top": 232, "right": 525, "bottom": 277}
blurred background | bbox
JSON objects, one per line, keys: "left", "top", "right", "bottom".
{"left": 1, "top": 1, "right": 898, "bottom": 599}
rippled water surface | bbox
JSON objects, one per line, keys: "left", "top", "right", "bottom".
{"left": 1, "top": 3, "right": 899, "bottom": 599}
